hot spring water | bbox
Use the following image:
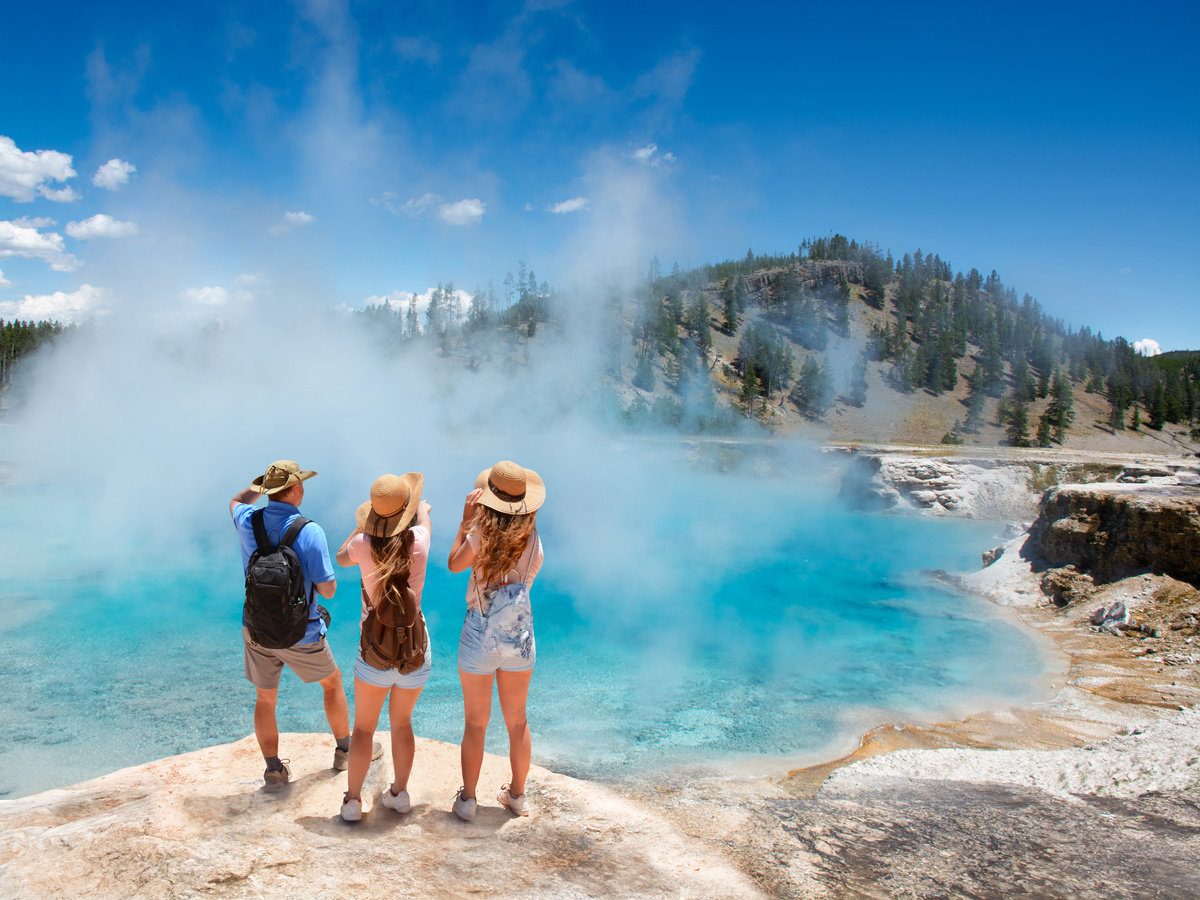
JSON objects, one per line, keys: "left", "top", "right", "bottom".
{"left": 0, "top": 453, "right": 1046, "bottom": 800}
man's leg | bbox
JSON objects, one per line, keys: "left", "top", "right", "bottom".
{"left": 318, "top": 666, "right": 351, "bottom": 742}
{"left": 254, "top": 687, "right": 280, "bottom": 758}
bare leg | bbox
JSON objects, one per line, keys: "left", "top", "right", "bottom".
{"left": 318, "top": 667, "right": 351, "bottom": 741}
{"left": 387, "top": 686, "right": 424, "bottom": 793}
{"left": 346, "top": 678, "right": 389, "bottom": 802}
{"left": 496, "top": 668, "right": 533, "bottom": 796}
{"left": 254, "top": 687, "right": 280, "bottom": 758}
{"left": 458, "top": 670, "right": 495, "bottom": 799}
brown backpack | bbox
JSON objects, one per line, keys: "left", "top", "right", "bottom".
{"left": 359, "top": 582, "right": 427, "bottom": 674}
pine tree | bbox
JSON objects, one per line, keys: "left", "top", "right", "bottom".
{"left": 741, "top": 363, "right": 760, "bottom": 414}
{"left": 847, "top": 353, "right": 869, "bottom": 407}
{"left": 633, "top": 353, "right": 656, "bottom": 392}
{"left": 723, "top": 279, "right": 739, "bottom": 331}
{"left": 1006, "top": 400, "right": 1030, "bottom": 446}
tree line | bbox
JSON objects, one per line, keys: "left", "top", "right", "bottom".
{"left": 1, "top": 319, "right": 72, "bottom": 390}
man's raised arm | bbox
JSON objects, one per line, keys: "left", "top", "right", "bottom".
{"left": 230, "top": 487, "right": 260, "bottom": 516}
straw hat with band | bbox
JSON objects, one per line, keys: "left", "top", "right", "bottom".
{"left": 474, "top": 460, "right": 545, "bottom": 515}
{"left": 253, "top": 459, "right": 317, "bottom": 496}
{"left": 356, "top": 473, "right": 424, "bottom": 538}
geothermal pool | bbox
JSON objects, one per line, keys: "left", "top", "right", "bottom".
{"left": 0, "top": 451, "right": 1046, "bottom": 800}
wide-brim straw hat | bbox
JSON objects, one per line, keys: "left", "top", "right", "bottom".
{"left": 356, "top": 472, "right": 424, "bottom": 538}
{"left": 474, "top": 460, "right": 545, "bottom": 515}
{"left": 253, "top": 459, "right": 317, "bottom": 496}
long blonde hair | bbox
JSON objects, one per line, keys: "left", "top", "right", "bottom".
{"left": 471, "top": 506, "right": 536, "bottom": 586}
{"left": 368, "top": 529, "right": 415, "bottom": 607}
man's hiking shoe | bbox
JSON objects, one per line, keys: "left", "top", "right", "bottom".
{"left": 380, "top": 788, "right": 411, "bottom": 814}
{"left": 452, "top": 787, "right": 477, "bottom": 822}
{"left": 263, "top": 760, "right": 291, "bottom": 792}
{"left": 497, "top": 783, "right": 530, "bottom": 816}
{"left": 340, "top": 793, "right": 362, "bottom": 822}
{"left": 333, "top": 739, "right": 383, "bottom": 771}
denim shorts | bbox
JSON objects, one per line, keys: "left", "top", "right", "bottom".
{"left": 353, "top": 644, "right": 432, "bottom": 689}
{"left": 457, "top": 607, "right": 536, "bottom": 675}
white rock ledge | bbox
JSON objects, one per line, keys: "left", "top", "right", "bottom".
{"left": 0, "top": 733, "right": 764, "bottom": 900}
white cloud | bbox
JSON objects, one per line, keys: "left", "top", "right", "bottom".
{"left": 65, "top": 214, "right": 139, "bottom": 239}
{"left": 0, "top": 283, "right": 110, "bottom": 322}
{"left": 181, "top": 278, "right": 258, "bottom": 309}
{"left": 10, "top": 216, "right": 57, "bottom": 229}
{"left": 0, "top": 220, "right": 81, "bottom": 272}
{"left": 524, "top": 203, "right": 533, "bottom": 212}
{"left": 1119, "top": 267, "right": 1133, "bottom": 275}
{"left": 269, "top": 210, "right": 316, "bottom": 235}
{"left": 374, "top": 192, "right": 484, "bottom": 225}
{"left": 548, "top": 196, "right": 589, "bottom": 214}
{"left": 92, "top": 158, "right": 137, "bottom": 191}
{"left": 370, "top": 192, "right": 405, "bottom": 215}
{"left": 0, "top": 268, "right": 10, "bottom": 289}
{"left": 402, "top": 192, "right": 443, "bottom": 217}
{"left": 630, "top": 143, "right": 677, "bottom": 168}
{"left": 438, "top": 198, "right": 485, "bottom": 226}
{"left": 0, "top": 136, "right": 78, "bottom": 202}
{"left": 1134, "top": 339, "right": 1163, "bottom": 357}
{"left": 181, "top": 286, "right": 230, "bottom": 306}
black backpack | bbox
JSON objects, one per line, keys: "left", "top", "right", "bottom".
{"left": 244, "top": 509, "right": 313, "bottom": 649}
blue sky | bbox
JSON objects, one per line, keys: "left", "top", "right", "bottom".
{"left": 1, "top": 0, "right": 1197, "bottom": 349}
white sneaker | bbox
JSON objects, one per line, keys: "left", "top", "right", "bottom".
{"left": 340, "top": 794, "right": 362, "bottom": 822}
{"left": 452, "top": 787, "right": 477, "bottom": 822}
{"left": 497, "top": 783, "right": 530, "bottom": 816}
{"left": 380, "top": 787, "right": 411, "bottom": 814}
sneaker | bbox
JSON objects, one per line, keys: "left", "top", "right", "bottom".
{"left": 340, "top": 793, "right": 362, "bottom": 822}
{"left": 263, "top": 760, "right": 291, "bottom": 792}
{"left": 333, "top": 739, "right": 383, "bottom": 771}
{"left": 379, "top": 787, "right": 411, "bottom": 814}
{"left": 497, "top": 783, "right": 530, "bottom": 817}
{"left": 452, "top": 787, "right": 477, "bottom": 822}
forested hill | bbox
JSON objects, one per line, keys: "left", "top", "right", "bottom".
{"left": 3, "top": 236, "right": 1198, "bottom": 452}
{"left": 612, "top": 236, "right": 1199, "bottom": 450}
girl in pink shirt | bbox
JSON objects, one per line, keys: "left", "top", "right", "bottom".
{"left": 335, "top": 473, "right": 432, "bottom": 822}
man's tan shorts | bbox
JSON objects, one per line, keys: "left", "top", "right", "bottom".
{"left": 243, "top": 627, "right": 338, "bottom": 690}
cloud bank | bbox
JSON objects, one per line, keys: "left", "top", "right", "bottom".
{"left": 0, "top": 136, "right": 79, "bottom": 203}
{"left": 65, "top": 214, "right": 139, "bottom": 239}
{"left": 0, "top": 219, "right": 81, "bottom": 272}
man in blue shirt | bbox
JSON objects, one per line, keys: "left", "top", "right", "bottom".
{"left": 230, "top": 459, "right": 375, "bottom": 790}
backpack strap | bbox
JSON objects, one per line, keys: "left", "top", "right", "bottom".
{"left": 250, "top": 507, "right": 270, "bottom": 553}
{"left": 281, "top": 516, "right": 311, "bottom": 548}
{"left": 250, "top": 510, "right": 310, "bottom": 551}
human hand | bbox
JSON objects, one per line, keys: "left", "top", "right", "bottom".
{"left": 419, "top": 500, "right": 432, "bottom": 515}
{"left": 462, "top": 488, "right": 483, "bottom": 524}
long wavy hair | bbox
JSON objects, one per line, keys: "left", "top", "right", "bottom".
{"left": 369, "top": 528, "right": 416, "bottom": 607}
{"left": 471, "top": 506, "right": 537, "bottom": 587}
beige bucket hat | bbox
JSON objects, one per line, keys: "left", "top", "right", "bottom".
{"left": 252, "top": 459, "right": 317, "bottom": 496}
{"left": 356, "top": 473, "right": 424, "bottom": 538}
{"left": 474, "top": 460, "right": 545, "bottom": 515}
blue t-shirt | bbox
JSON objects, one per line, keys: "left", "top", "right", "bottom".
{"left": 232, "top": 499, "right": 336, "bottom": 644}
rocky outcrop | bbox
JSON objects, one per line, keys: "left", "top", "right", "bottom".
{"left": 1031, "top": 483, "right": 1200, "bottom": 586}
{"left": 839, "top": 453, "right": 1041, "bottom": 519}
